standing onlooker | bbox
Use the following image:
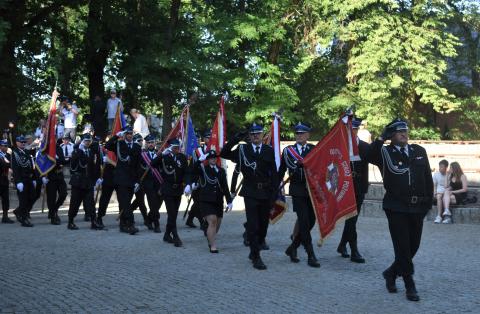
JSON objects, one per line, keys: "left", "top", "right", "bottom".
{"left": 91, "top": 95, "right": 106, "bottom": 139}
{"left": 34, "top": 119, "right": 46, "bottom": 139}
{"left": 107, "top": 89, "right": 122, "bottom": 131}
{"left": 442, "top": 162, "right": 468, "bottom": 224}
{"left": 60, "top": 97, "right": 79, "bottom": 141}
{"left": 433, "top": 159, "right": 449, "bottom": 223}
{"left": 130, "top": 108, "right": 150, "bottom": 138}
{"left": 56, "top": 119, "right": 65, "bottom": 140}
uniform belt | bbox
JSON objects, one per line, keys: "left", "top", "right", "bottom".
{"left": 389, "top": 193, "right": 430, "bottom": 205}
{"left": 256, "top": 182, "right": 271, "bottom": 189}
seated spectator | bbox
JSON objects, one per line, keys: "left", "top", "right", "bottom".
{"left": 442, "top": 162, "right": 468, "bottom": 224}
{"left": 433, "top": 159, "right": 449, "bottom": 223}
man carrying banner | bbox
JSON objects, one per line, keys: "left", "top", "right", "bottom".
{"left": 105, "top": 126, "right": 142, "bottom": 235}
{"left": 280, "top": 122, "right": 320, "bottom": 268}
{"left": 129, "top": 134, "right": 151, "bottom": 227}
{"left": 336, "top": 118, "right": 370, "bottom": 263}
{"left": 151, "top": 138, "right": 188, "bottom": 247}
{"left": 67, "top": 134, "right": 102, "bottom": 230}
{"left": 368, "top": 118, "right": 433, "bottom": 302}
{"left": 221, "top": 123, "right": 279, "bottom": 270}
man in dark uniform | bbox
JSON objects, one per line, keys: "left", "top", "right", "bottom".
{"left": 141, "top": 134, "right": 163, "bottom": 233}
{"left": 279, "top": 122, "right": 320, "bottom": 268}
{"left": 221, "top": 123, "right": 279, "bottom": 270}
{"left": 129, "top": 133, "right": 150, "bottom": 227}
{"left": 11, "top": 136, "right": 37, "bottom": 227}
{"left": 105, "top": 127, "right": 142, "bottom": 235}
{"left": 67, "top": 134, "right": 102, "bottom": 230}
{"left": 337, "top": 118, "right": 370, "bottom": 263}
{"left": 185, "top": 130, "right": 211, "bottom": 229}
{"left": 42, "top": 141, "right": 68, "bottom": 225}
{"left": 96, "top": 147, "right": 116, "bottom": 229}
{"left": 0, "top": 140, "right": 13, "bottom": 223}
{"left": 151, "top": 139, "right": 188, "bottom": 247}
{"left": 368, "top": 118, "right": 433, "bottom": 302}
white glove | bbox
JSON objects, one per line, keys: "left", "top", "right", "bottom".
{"left": 184, "top": 184, "right": 192, "bottom": 196}
{"left": 95, "top": 178, "right": 103, "bottom": 188}
{"left": 17, "top": 183, "right": 24, "bottom": 192}
{"left": 116, "top": 131, "right": 125, "bottom": 137}
{"left": 32, "top": 180, "right": 37, "bottom": 188}
{"left": 42, "top": 177, "right": 49, "bottom": 185}
{"left": 192, "top": 182, "right": 199, "bottom": 190}
{"left": 226, "top": 203, "right": 233, "bottom": 212}
{"left": 134, "top": 182, "right": 140, "bottom": 193}
{"left": 162, "top": 148, "right": 172, "bottom": 156}
{"left": 198, "top": 153, "right": 207, "bottom": 162}
{"left": 102, "top": 156, "right": 107, "bottom": 163}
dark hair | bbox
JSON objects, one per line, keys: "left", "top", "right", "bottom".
{"left": 449, "top": 162, "right": 464, "bottom": 182}
{"left": 439, "top": 159, "right": 449, "bottom": 167}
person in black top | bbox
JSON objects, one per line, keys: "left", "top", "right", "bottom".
{"left": 337, "top": 118, "right": 370, "bottom": 263}
{"left": 141, "top": 134, "right": 163, "bottom": 233}
{"left": 151, "top": 138, "right": 188, "bottom": 247}
{"left": 67, "top": 134, "right": 102, "bottom": 230}
{"left": 11, "top": 136, "right": 37, "bottom": 227}
{"left": 186, "top": 150, "right": 233, "bottom": 253}
{"left": 0, "top": 140, "right": 13, "bottom": 223}
{"left": 279, "top": 122, "right": 320, "bottom": 268}
{"left": 105, "top": 127, "right": 142, "bottom": 235}
{"left": 42, "top": 142, "right": 68, "bottom": 225}
{"left": 97, "top": 146, "right": 116, "bottom": 229}
{"left": 221, "top": 123, "right": 279, "bottom": 270}
{"left": 368, "top": 118, "right": 433, "bottom": 302}
{"left": 129, "top": 134, "right": 150, "bottom": 227}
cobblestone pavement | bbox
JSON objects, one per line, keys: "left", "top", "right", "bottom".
{"left": 1, "top": 201, "right": 479, "bottom": 313}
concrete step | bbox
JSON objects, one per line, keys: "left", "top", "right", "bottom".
{"left": 365, "top": 183, "right": 480, "bottom": 201}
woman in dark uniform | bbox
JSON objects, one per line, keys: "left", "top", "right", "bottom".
{"left": 186, "top": 150, "right": 232, "bottom": 253}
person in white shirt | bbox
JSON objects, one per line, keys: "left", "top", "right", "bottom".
{"left": 107, "top": 89, "right": 122, "bottom": 131}
{"left": 432, "top": 159, "right": 449, "bottom": 223}
{"left": 34, "top": 119, "right": 45, "bottom": 139}
{"left": 60, "top": 98, "right": 79, "bottom": 141}
{"left": 130, "top": 109, "right": 150, "bottom": 138}
{"left": 56, "top": 120, "right": 65, "bottom": 139}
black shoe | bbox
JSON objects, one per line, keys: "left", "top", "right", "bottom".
{"left": 91, "top": 221, "right": 100, "bottom": 230}
{"left": 144, "top": 219, "right": 153, "bottom": 230}
{"left": 337, "top": 243, "right": 350, "bottom": 258}
{"left": 172, "top": 233, "right": 183, "bottom": 247}
{"left": 253, "top": 257, "right": 267, "bottom": 270}
{"left": 84, "top": 214, "right": 90, "bottom": 222}
{"left": 50, "top": 218, "right": 60, "bottom": 225}
{"left": 163, "top": 233, "right": 174, "bottom": 243}
{"left": 67, "top": 223, "right": 78, "bottom": 230}
{"left": 21, "top": 219, "right": 34, "bottom": 227}
{"left": 210, "top": 248, "right": 219, "bottom": 253}
{"left": 259, "top": 241, "right": 269, "bottom": 250}
{"left": 248, "top": 252, "right": 255, "bottom": 261}
{"left": 185, "top": 220, "right": 197, "bottom": 228}
{"left": 243, "top": 231, "right": 249, "bottom": 246}
{"left": 54, "top": 215, "right": 61, "bottom": 225}
{"left": 120, "top": 224, "right": 129, "bottom": 233}
{"left": 128, "top": 225, "right": 139, "bottom": 235}
{"left": 2, "top": 216, "right": 14, "bottom": 224}
{"left": 13, "top": 209, "right": 22, "bottom": 223}
{"left": 404, "top": 276, "right": 420, "bottom": 301}
{"left": 350, "top": 251, "right": 366, "bottom": 263}
{"left": 96, "top": 217, "right": 105, "bottom": 229}
{"left": 382, "top": 269, "right": 398, "bottom": 293}
{"left": 153, "top": 226, "right": 161, "bottom": 233}
{"left": 285, "top": 244, "right": 300, "bottom": 263}
{"left": 307, "top": 256, "right": 320, "bottom": 268}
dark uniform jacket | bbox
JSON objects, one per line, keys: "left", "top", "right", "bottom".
{"left": 351, "top": 139, "right": 370, "bottom": 196}
{"left": 188, "top": 161, "right": 232, "bottom": 205}
{"left": 11, "top": 148, "right": 35, "bottom": 184}
{"left": 221, "top": 139, "right": 279, "bottom": 201}
{"left": 69, "top": 146, "right": 99, "bottom": 189}
{"left": 140, "top": 148, "right": 162, "bottom": 190}
{"left": 368, "top": 139, "right": 433, "bottom": 213}
{"left": 279, "top": 143, "right": 314, "bottom": 197}
{"left": 105, "top": 136, "right": 141, "bottom": 188}
{"left": 0, "top": 152, "right": 11, "bottom": 186}
{"left": 151, "top": 152, "right": 188, "bottom": 197}
{"left": 46, "top": 145, "right": 67, "bottom": 181}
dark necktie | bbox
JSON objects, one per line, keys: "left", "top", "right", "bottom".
{"left": 255, "top": 146, "right": 260, "bottom": 155}
{"left": 128, "top": 143, "right": 132, "bottom": 149}
{"left": 300, "top": 145, "right": 304, "bottom": 155}
{"left": 64, "top": 145, "right": 68, "bottom": 158}
{"left": 85, "top": 149, "right": 89, "bottom": 157}
{"left": 400, "top": 147, "right": 408, "bottom": 160}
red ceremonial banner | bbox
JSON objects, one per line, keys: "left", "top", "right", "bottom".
{"left": 302, "top": 118, "right": 357, "bottom": 241}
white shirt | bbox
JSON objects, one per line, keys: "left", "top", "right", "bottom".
{"left": 107, "top": 98, "right": 122, "bottom": 119}
{"left": 133, "top": 114, "right": 150, "bottom": 138}
{"left": 56, "top": 124, "right": 65, "bottom": 139}
{"left": 60, "top": 143, "right": 74, "bottom": 159}
{"left": 62, "top": 105, "right": 79, "bottom": 128}
{"left": 34, "top": 127, "right": 43, "bottom": 139}
{"left": 433, "top": 172, "right": 447, "bottom": 194}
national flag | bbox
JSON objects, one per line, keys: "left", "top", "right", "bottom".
{"left": 208, "top": 95, "right": 226, "bottom": 166}
{"left": 106, "top": 104, "right": 127, "bottom": 166}
{"left": 159, "top": 106, "right": 187, "bottom": 152}
{"left": 184, "top": 112, "right": 199, "bottom": 159}
{"left": 302, "top": 116, "right": 357, "bottom": 241}
{"left": 35, "top": 89, "right": 59, "bottom": 176}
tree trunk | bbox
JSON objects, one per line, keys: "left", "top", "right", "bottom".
{"left": 0, "top": 40, "right": 19, "bottom": 128}
{"left": 160, "top": 91, "right": 175, "bottom": 138}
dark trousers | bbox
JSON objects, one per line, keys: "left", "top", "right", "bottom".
{"left": 340, "top": 194, "right": 365, "bottom": 245}
{"left": 31, "top": 179, "right": 42, "bottom": 213}
{"left": 187, "top": 193, "right": 202, "bottom": 223}
{"left": 244, "top": 197, "right": 270, "bottom": 257}
{"left": 164, "top": 195, "right": 182, "bottom": 233}
{"left": 46, "top": 179, "right": 68, "bottom": 217}
{"left": 145, "top": 186, "right": 162, "bottom": 221}
{"left": 130, "top": 190, "right": 148, "bottom": 220}
{"left": 292, "top": 196, "right": 316, "bottom": 248}
{"left": 385, "top": 210, "right": 426, "bottom": 277}
{"left": 17, "top": 181, "right": 36, "bottom": 219}
{"left": 98, "top": 184, "right": 115, "bottom": 218}
{"left": 68, "top": 186, "right": 95, "bottom": 220}
{"left": 0, "top": 185, "right": 9, "bottom": 213}
{"left": 116, "top": 185, "right": 134, "bottom": 224}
